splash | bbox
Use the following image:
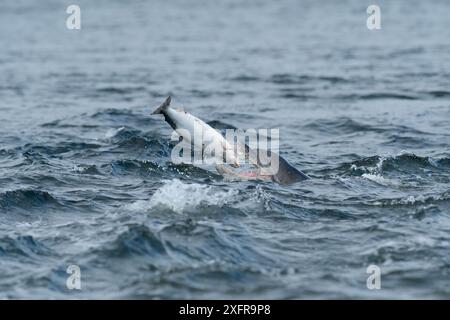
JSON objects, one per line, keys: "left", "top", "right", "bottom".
{"left": 361, "top": 173, "right": 400, "bottom": 187}
{"left": 128, "top": 179, "right": 238, "bottom": 214}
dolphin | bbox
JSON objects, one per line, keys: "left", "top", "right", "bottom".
{"left": 151, "top": 96, "right": 309, "bottom": 185}
{"left": 216, "top": 148, "right": 309, "bottom": 185}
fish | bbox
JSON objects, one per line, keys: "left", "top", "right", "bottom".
{"left": 151, "top": 96, "right": 240, "bottom": 167}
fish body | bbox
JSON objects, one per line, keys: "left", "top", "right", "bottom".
{"left": 152, "top": 97, "right": 239, "bottom": 167}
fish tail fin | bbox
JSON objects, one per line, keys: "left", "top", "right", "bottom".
{"left": 151, "top": 96, "right": 171, "bottom": 115}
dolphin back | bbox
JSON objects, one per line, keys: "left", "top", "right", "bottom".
{"left": 272, "top": 156, "right": 309, "bottom": 185}
{"left": 247, "top": 147, "right": 309, "bottom": 185}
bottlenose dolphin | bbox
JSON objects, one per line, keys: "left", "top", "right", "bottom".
{"left": 151, "top": 96, "right": 309, "bottom": 185}
{"left": 216, "top": 148, "right": 309, "bottom": 184}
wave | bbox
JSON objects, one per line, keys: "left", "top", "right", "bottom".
{"left": 230, "top": 75, "right": 261, "bottom": 82}
{"left": 165, "top": 163, "right": 223, "bottom": 180}
{"left": 95, "top": 86, "right": 146, "bottom": 95}
{"left": 303, "top": 117, "right": 385, "bottom": 135}
{"left": 305, "top": 117, "right": 429, "bottom": 136}
{"left": 106, "top": 159, "right": 219, "bottom": 181}
{"left": 105, "top": 126, "right": 141, "bottom": 140}
{"left": 279, "top": 92, "right": 316, "bottom": 100}
{"left": 0, "top": 189, "right": 61, "bottom": 211}
{"left": 104, "top": 224, "right": 167, "bottom": 258}
{"left": 108, "top": 159, "right": 162, "bottom": 177}
{"left": 348, "top": 93, "right": 419, "bottom": 100}
{"left": 0, "top": 148, "right": 18, "bottom": 159}
{"left": 424, "top": 90, "right": 450, "bottom": 98}
{"left": 270, "top": 74, "right": 349, "bottom": 85}
{"left": 90, "top": 108, "right": 157, "bottom": 129}
{"left": 333, "top": 152, "right": 449, "bottom": 176}
{"left": 71, "top": 164, "right": 102, "bottom": 175}
{"left": 22, "top": 142, "right": 102, "bottom": 158}
{"left": 361, "top": 173, "right": 401, "bottom": 187}
{"left": 95, "top": 219, "right": 280, "bottom": 278}
{"left": 382, "top": 134, "right": 428, "bottom": 147}
{"left": 158, "top": 221, "right": 277, "bottom": 266}
{"left": 42, "top": 108, "right": 156, "bottom": 130}
{"left": 368, "top": 191, "right": 450, "bottom": 207}
{"left": 91, "top": 108, "right": 135, "bottom": 119}
{"left": 108, "top": 129, "right": 172, "bottom": 158}
{"left": 0, "top": 235, "right": 53, "bottom": 258}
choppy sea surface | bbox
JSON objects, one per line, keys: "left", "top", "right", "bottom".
{"left": 1, "top": 0, "right": 450, "bottom": 299}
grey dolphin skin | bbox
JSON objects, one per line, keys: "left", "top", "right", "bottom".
{"left": 246, "top": 147, "right": 309, "bottom": 185}
{"left": 271, "top": 153, "right": 309, "bottom": 184}
{"left": 152, "top": 96, "right": 309, "bottom": 185}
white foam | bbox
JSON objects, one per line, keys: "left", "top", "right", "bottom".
{"left": 362, "top": 173, "right": 400, "bottom": 187}
{"left": 105, "top": 126, "right": 125, "bottom": 138}
{"left": 351, "top": 156, "right": 387, "bottom": 175}
{"left": 390, "top": 194, "right": 441, "bottom": 205}
{"left": 370, "top": 193, "right": 450, "bottom": 207}
{"left": 71, "top": 164, "right": 85, "bottom": 173}
{"left": 127, "top": 179, "right": 238, "bottom": 214}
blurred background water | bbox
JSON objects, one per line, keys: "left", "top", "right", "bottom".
{"left": 0, "top": 0, "right": 450, "bottom": 299}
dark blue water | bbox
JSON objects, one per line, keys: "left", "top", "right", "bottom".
{"left": 1, "top": 0, "right": 450, "bottom": 299}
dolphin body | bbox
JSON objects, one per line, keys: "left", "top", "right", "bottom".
{"left": 217, "top": 147, "right": 309, "bottom": 185}
{"left": 151, "top": 96, "right": 309, "bottom": 185}
{"left": 215, "top": 154, "right": 309, "bottom": 185}
{"left": 270, "top": 153, "right": 309, "bottom": 184}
